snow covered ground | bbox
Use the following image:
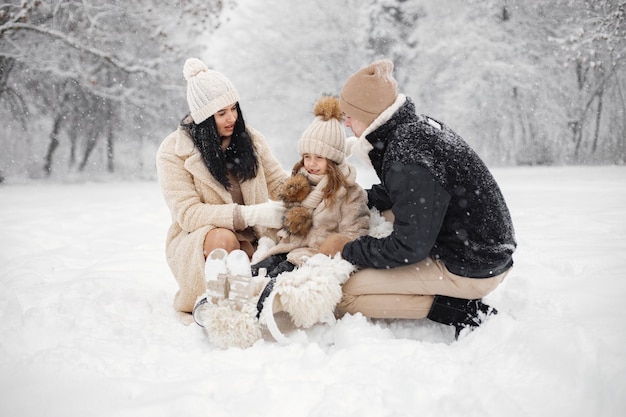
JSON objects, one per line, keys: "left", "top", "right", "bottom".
{"left": 1, "top": 166, "right": 625, "bottom": 417}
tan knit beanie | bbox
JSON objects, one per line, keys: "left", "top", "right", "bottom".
{"left": 339, "top": 59, "right": 398, "bottom": 127}
{"left": 297, "top": 96, "right": 346, "bottom": 164}
{"left": 183, "top": 58, "right": 240, "bottom": 124}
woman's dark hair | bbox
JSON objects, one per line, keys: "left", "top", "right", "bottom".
{"left": 181, "top": 103, "right": 258, "bottom": 189}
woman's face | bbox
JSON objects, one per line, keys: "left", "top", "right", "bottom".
{"left": 214, "top": 103, "right": 238, "bottom": 138}
{"left": 303, "top": 153, "right": 328, "bottom": 175}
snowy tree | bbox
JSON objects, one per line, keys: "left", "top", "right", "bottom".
{"left": 555, "top": 0, "right": 626, "bottom": 162}
{"left": 362, "top": 0, "right": 423, "bottom": 86}
{"left": 0, "top": 0, "right": 226, "bottom": 178}
{"left": 412, "top": 0, "right": 625, "bottom": 165}
{"left": 2, "top": 0, "right": 625, "bottom": 181}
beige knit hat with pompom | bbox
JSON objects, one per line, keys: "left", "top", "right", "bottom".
{"left": 183, "top": 58, "right": 240, "bottom": 124}
{"left": 297, "top": 96, "right": 346, "bottom": 164}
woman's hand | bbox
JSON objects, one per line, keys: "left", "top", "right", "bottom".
{"left": 239, "top": 201, "right": 286, "bottom": 229}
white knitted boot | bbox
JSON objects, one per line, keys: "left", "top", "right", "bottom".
{"left": 205, "top": 248, "right": 229, "bottom": 303}
{"left": 193, "top": 248, "right": 228, "bottom": 327}
{"left": 197, "top": 250, "right": 265, "bottom": 348}
{"left": 225, "top": 249, "right": 254, "bottom": 310}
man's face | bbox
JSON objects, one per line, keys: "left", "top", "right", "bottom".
{"left": 344, "top": 114, "right": 369, "bottom": 138}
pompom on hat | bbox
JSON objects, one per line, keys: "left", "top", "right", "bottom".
{"left": 339, "top": 59, "right": 398, "bottom": 127}
{"left": 183, "top": 58, "right": 240, "bottom": 124}
{"left": 297, "top": 96, "right": 346, "bottom": 164}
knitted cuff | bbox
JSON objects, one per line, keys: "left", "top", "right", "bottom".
{"left": 233, "top": 205, "right": 247, "bottom": 230}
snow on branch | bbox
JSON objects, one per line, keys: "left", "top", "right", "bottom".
{"left": 2, "top": 22, "right": 158, "bottom": 76}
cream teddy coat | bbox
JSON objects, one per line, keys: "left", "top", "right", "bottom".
{"left": 156, "top": 126, "right": 288, "bottom": 313}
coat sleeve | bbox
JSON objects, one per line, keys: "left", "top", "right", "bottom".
{"left": 338, "top": 186, "right": 371, "bottom": 240}
{"left": 342, "top": 162, "right": 450, "bottom": 269}
{"left": 156, "top": 133, "right": 238, "bottom": 233}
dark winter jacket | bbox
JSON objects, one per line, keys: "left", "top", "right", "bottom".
{"left": 342, "top": 96, "right": 516, "bottom": 278}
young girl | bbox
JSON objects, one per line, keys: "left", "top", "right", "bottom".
{"left": 251, "top": 96, "right": 371, "bottom": 313}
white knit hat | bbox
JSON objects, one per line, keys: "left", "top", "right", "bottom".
{"left": 297, "top": 96, "right": 346, "bottom": 164}
{"left": 183, "top": 58, "right": 240, "bottom": 124}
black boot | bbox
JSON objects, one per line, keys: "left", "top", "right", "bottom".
{"left": 427, "top": 295, "right": 498, "bottom": 339}
{"left": 254, "top": 260, "right": 296, "bottom": 318}
{"left": 256, "top": 276, "right": 276, "bottom": 318}
{"left": 268, "top": 260, "right": 296, "bottom": 278}
{"left": 251, "top": 254, "right": 288, "bottom": 277}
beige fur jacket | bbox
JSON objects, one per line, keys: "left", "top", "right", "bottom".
{"left": 259, "top": 164, "right": 370, "bottom": 266}
{"left": 156, "top": 126, "right": 288, "bottom": 313}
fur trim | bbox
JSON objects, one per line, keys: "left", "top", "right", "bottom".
{"left": 272, "top": 254, "right": 355, "bottom": 328}
{"left": 196, "top": 302, "right": 261, "bottom": 349}
{"left": 368, "top": 207, "right": 394, "bottom": 238}
{"left": 314, "top": 96, "right": 344, "bottom": 123}
{"left": 358, "top": 93, "right": 407, "bottom": 140}
{"left": 345, "top": 136, "right": 358, "bottom": 158}
{"left": 318, "top": 233, "right": 352, "bottom": 256}
{"left": 284, "top": 206, "right": 313, "bottom": 236}
{"left": 279, "top": 173, "right": 311, "bottom": 204}
{"left": 183, "top": 57, "right": 208, "bottom": 80}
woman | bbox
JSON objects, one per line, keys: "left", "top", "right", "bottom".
{"left": 156, "top": 58, "right": 288, "bottom": 320}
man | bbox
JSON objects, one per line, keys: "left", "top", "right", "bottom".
{"left": 335, "top": 59, "right": 517, "bottom": 338}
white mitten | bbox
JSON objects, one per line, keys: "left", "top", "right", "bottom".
{"left": 240, "top": 201, "right": 285, "bottom": 229}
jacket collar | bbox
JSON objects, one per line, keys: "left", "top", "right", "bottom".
{"left": 359, "top": 94, "right": 407, "bottom": 141}
{"left": 363, "top": 97, "right": 417, "bottom": 178}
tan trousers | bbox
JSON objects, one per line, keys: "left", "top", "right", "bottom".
{"left": 337, "top": 258, "right": 508, "bottom": 319}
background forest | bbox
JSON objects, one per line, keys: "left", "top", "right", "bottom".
{"left": 1, "top": 0, "right": 625, "bottom": 181}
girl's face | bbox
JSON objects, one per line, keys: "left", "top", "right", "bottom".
{"left": 303, "top": 153, "right": 328, "bottom": 175}
{"left": 214, "top": 103, "right": 238, "bottom": 138}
